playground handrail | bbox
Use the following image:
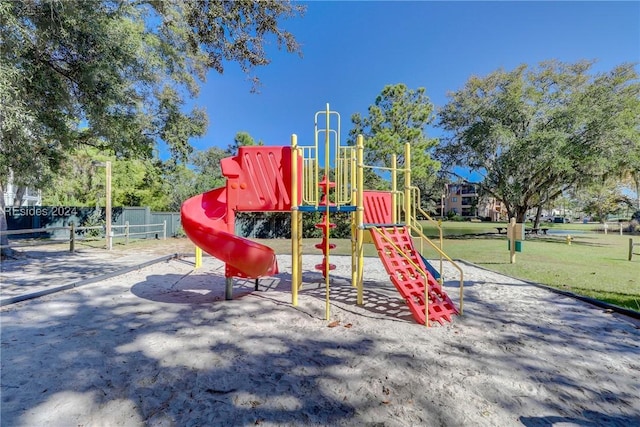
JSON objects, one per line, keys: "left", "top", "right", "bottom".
{"left": 409, "top": 185, "right": 445, "bottom": 281}
{"left": 370, "top": 226, "right": 431, "bottom": 327}
{"left": 407, "top": 224, "right": 464, "bottom": 315}
{"left": 300, "top": 145, "right": 318, "bottom": 206}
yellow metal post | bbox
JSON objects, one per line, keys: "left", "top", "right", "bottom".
{"left": 404, "top": 143, "right": 411, "bottom": 226}
{"left": 324, "top": 103, "right": 331, "bottom": 321}
{"left": 297, "top": 203, "right": 303, "bottom": 286}
{"left": 351, "top": 150, "right": 358, "bottom": 287}
{"left": 291, "top": 134, "right": 300, "bottom": 306}
{"left": 391, "top": 153, "right": 397, "bottom": 224}
{"left": 356, "top": 135, "right": 365, "bottom": 305}
{"left": 438, "top": 219, "right": 444, "bottom": 285}
{"left": 195, "top": 246, "right": 202, "bottom": 269}
{"left": 403, "top": 143, "right": 426, "bottom": 326}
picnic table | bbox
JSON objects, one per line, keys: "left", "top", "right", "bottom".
{"left": 496, "top": 226, "right": 549, "bottom": 235}
{"left": 525, "top": 228, "right": 549, "bottom": 235}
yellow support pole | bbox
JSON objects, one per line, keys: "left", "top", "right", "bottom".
{"left": 391, "top": 153, "right": 397, "bottom": 224}
{"left": 291, "top": 134, "right": 300, "bottom": 306}
{"left": 438, "top": 219, "right": 444, "bottom": 285}
{"left": 324, "top": 103, "right": 331, "bottom": 321}
{"left": 356, "top": 134, "right": 365, "bottom": 305}
{"left": 403, "top": 143, "right": 427, "bottom": 326}
{"left": 297, "top": 202, "right": 303, "bottom": 287}
{"left": 351, "top": 149, "right": 358, "bottom": 287}
{"left": 404, "top": 143, "right": 411, "bottom": 226}
{"left": 195, "top": 246, "right": 202, "bottom": 269}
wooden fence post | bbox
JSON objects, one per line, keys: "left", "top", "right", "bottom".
{"left": 630, "top": 238, "right": 634, "bottom": 261}
{"left": 69, "top": 222, "right": 75, "bottom": 252}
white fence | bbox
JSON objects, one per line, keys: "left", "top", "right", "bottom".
{"left": 600, "top": 222, "right": 625, "bottom": 235}
{"left": 0, "top": 221, "right": 166, "bottom": 252}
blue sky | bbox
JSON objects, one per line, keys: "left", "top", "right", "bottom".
{"left": 187, "top": 1, "right": 639, "bottom": 161}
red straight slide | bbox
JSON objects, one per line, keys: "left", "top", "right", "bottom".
{"left": 181, "top": 187, "right": 278, "bottom": 279}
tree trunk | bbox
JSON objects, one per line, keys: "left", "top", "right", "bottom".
{"left": 515, "top": 206, "right": 528, "bottom": 223}
{"left": 533, "top": 205, "right": 543, "bottom": 229}
{"left": 13, "top": 186, "right": 26, "bottom": 207}
{"left": 0, "top": 186, "right": 15, "bottom": 259}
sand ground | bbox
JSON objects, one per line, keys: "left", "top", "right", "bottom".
{"left": 1, "top": 242, "right": 639, "bottom": 426}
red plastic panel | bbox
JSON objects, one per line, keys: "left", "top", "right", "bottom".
{"left": 363, "top": 191, "right": 393, "bottom": 224}
{"left": 369, "top": 226, "right": 458, "bottom": 325}
{"left": 222, "top": 146, "right": 301, "bottom": 212}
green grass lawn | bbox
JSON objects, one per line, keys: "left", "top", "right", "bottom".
{"left": 259, "top": 227, "right": 640, "bottom": 313}
{"left": 432, "top": 233, "right": 639, "bottom": 312}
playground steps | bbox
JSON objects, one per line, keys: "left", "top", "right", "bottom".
{"left": 369, "top": 226, "right": 458, "bottom": 326}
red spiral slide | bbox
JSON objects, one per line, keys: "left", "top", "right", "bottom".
{"left": 181, "top": 145, "right": 298, "bottom": 279}
{"left": 181, "top": 187, "right": 278, "bottom": 279}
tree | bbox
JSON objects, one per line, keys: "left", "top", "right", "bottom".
{"left": 191, "top": 146, "right": 227, "bottom": 193}
{"left": 159, "top": 161, "right": 198, "bottom": 212}
{"left": 0, "top": 0, "right": 304, "bottom": 256}
{"left": 226, "top": 131, "right": 264, "bottom": 156}
{"left": 42, "top": 147, "right": 171, "bottom": 210}
{"left": 571, "top": 178, "right": 632, "bottom": 222}
{"left": 349, "top": 84, "right": 441, "bottom": 212}
{"left": 437, "top": 61, "right": 640, "bottom": 224}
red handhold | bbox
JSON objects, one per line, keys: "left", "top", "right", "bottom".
{"left": 318, "top": 194, "right": 336, "bottom": 207}
{"left": 315, "top": 242, "right": 337, "bottom": 250}
{"left": 315, "top": 222, "right": 337, "bottom": 231}
{"left": 318, "top": 175, "right": 336, "bottom": 191}
{"left": 315, "top": 262, "right": 337, "bottom": 276}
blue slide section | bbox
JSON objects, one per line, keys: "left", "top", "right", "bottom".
{"left": 419, "top": 253, "right": 441, "bottom": 280}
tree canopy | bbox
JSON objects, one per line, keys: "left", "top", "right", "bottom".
{"left": 0, "top": 0, "right": 304, "bottom": 193}
{"left": 0, "top": 0, "right": 304, "bottom": 255}
{"left": 225, "top": 131, "right": 264, "bottom": 156}
{"left": 437, "top": 60, "right": 640, "bottom": 222}
{"left": 42, "top": 147, "right": 169, "bottom": 210}
{"left": 349, "top": 84, "right": 440, "bottom": 200}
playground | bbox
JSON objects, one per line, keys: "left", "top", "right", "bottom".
{"left": 180, "top": 105, "right": 462, "bottom": 327}
{"left": 1, "top": 105, "right": 639, "bottom": 425}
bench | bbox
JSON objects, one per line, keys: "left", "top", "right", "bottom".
{"left": 525, "top": 227, "right": 550, "bottom": 235}
{"left": 497, "top": 226, "right": 549, "bottom": 235}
